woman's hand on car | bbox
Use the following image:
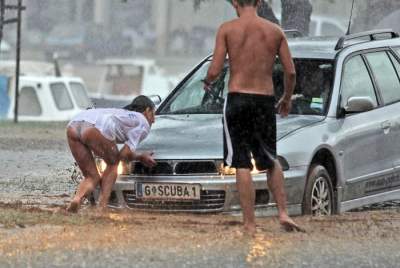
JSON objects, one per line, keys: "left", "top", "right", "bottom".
{"left": 139, "top": 152, "right": 157, "bottom": 168}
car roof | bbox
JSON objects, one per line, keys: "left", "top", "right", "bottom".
{"left": 288, "top": 36, "right": 339, "bottom": 60}
{"left": 206, "top": 37, "right": 339, "bottom": 61}
{"left": 289, "top": 30, "right": 400, "bottom": 60}
{"left": 97, "top": 58, "right": 156, "bottom": 67}
{"left": 20, "top": 76, "right": 85, "bottom": 84}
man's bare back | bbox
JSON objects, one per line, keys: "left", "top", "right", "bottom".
{"left": 205, "top": 10, "right": 295, "bottom": 99}
{"left": 225, "top": 16, "right": 282, "bottom": 95}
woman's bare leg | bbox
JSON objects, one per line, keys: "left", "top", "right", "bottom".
{"left": 66, "top": 127, "right": 102, "bottom": 212}
{"left": 80, "top": 128, "right": 120, "bottom": 210}
{"left": 98, "top": 164, "right": 119, "bottom": 209}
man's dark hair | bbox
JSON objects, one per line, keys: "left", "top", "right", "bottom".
{"left": 123, "top": 95, "right": 155, "bottom": 112}
{"left": 236, "top": 0, "right": 258, "bottom": 7}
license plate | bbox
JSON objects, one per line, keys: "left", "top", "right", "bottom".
{"left": 136, "top": 183, "right": 201, "bottom": 200}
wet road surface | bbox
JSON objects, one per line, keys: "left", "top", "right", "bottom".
{"left": 1, "top": 122, "right": 400, "bottom": 267}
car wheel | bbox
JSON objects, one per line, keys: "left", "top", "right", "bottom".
{"left": 302, "top": 165, "right": 334, "bottom": 216}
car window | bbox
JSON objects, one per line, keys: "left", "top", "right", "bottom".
{"left": 274, "top": 59, "right": 334, "bottom": 115}
{"left": 365, "top": 51, "right": 400, "bottom": 105}
{"left": 102, "top": 65, "right": 143, "bottom": 96}
{"left": 309, "top": 21, "right": 317, "bottom": 36}
{"left": 321, "top": 22, "right": 344, "bottom": 36}
{"left": 50, "top": 82, "right": 74, "bottom": 110}
{"left": 395, "top": 47, "right": 400, "bottom": 57}
{"left": 388, "top": 52, "right": 400, "bottom": 80}
{"left": 70, "top": 82, "right": 91, "bottom": 109}
{"left": 340, "top": 55, "right": 378, "bottom": 108}
{"left": 19, "top": 87, "right": 42, "bottom": 116}
{"left": 159, "top": 61, "right": 228, "bottom": 114}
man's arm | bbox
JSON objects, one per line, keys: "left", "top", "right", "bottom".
{"left": 119, "top": 145, "right": 156, "bottom": 167}
{"left": 204, "top": 24, "right": 228, "bottom": 87}
{"left": 277, "top": 33, "right": 296, "bottom": 117}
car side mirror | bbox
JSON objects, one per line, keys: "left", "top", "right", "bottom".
{"left": 344, "top": 96, "right": 375, "bottom": 114}
{"left": 147, "top": 95, "right": 162, "bottom": 106}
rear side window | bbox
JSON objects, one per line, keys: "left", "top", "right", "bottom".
{"left": 19, "top": 87, "right": 42, "bottom": 116}
{"left": 395, "top": 47, "right": 400, "bottom": 57}
{"left": 50, "top": 82, "right": 73, "bottom": 110}
{"left": 389, "top": 52, "right": 400, "bottom": 79}
{"left": 70, "top": 82, "right": 91, "bottom": 109}
{"left": 365, "top": 51, "right": 400, "bottom": 105}
{"left": 340, "top": 55, "right": 378, "bottom": 108}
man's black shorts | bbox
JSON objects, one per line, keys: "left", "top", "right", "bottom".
{"left": 223, "top": 92, "right": 277, "bottom": 171}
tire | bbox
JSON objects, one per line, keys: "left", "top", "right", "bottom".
{"left": 302, "top": 165, "right": 334, "bottom": 216}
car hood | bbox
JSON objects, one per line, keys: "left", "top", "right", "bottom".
{"left": 138, "top": 114, "right": 323, "bottom": 160}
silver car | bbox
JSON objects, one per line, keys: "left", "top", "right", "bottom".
{"left": 100, "top": 30, "right": 400, "bottom": 216}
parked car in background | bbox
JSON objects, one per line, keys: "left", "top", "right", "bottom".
{"left": 95, "top": 30, "right": 400, "bottom": 216}
{"left": 276, "top": 14, "right": 346, "bottom": 37}
{"left": 90, "top": 58, "right": 178, "bottom": 108}
{"left": 7, "top": 76, "right": 91, "bottom": 121}
{"left": 0, "top": 61, "right": 92, "bottom": 121}
{"left": 309, "top": 15, "right": 346, "bottom": 36}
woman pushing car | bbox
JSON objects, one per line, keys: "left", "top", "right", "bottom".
{"left": 66, "top": 95, "right": 157, "bottom": 212}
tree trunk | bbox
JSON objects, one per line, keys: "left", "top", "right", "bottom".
{"left": 257, "top": 1, "right": 279, "bottom": 25}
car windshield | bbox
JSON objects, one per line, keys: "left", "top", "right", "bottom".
{"left": 158, "top": 58, "right": 334, "bottom": 116}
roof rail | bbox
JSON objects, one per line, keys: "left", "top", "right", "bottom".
{"left": 335, "top": 29, "right": 399, "bottom": 51}
{"left": 284, "top": 29, "right": 303, "bottom": 38}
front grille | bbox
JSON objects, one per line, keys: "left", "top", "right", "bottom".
{"left": 255, "top": 190, "right": 269, "bottom": 205}
{"left": 108, "top": 191, "right": 119, "bottom": 206}
{"left": 175, "top": 161, "right": 217, "bottom": 174}
{"left": 132, "top": 162, "right": 173, "bottom": 175}
{"left": 131, "top": 160, "right": 219, "bottom": 175}
{"left": 123, "top": 190, "right": 225, "bottom": 211}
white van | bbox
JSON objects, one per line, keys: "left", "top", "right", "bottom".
{"left": 90, "top": 58, "right": 178, "bottom": 108}
{"left": 6, "top": 76, "right": 92, "bottom": 121}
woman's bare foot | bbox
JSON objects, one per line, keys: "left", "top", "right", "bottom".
{"left": 66, "top": 200, "right": 80, "bottom": 213}
{"left": 279, "top": 215, "right": 305, "bottom": 233}
{"left": 243, "top": 224, "right": 257, "bottom": 237}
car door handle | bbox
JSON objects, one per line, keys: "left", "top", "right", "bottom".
{"left": 381, "top": 121, "right": 391, "bottom": 130}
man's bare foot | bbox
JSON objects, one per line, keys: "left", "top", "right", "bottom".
{"left": 66, "top": 200, "right": 80, "bottom": 213}
{"left": 279, "top": 215, "right": 305, "bottom": 233}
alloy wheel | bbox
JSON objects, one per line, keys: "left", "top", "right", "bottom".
{"left": 311, "top": 176, "right": 332, "bottom": 216}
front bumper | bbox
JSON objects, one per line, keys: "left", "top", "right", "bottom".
{"left": 103, "top": 166, "right": 308, "bottom": 215}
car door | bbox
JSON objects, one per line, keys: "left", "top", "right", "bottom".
{"left": 338, "top": 54, "right": 392, "bottom": 201}
{"left": 370, "top": 50, "right": 400, "bottom": 180}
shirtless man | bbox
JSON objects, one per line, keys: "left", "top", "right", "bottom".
{"left": 204, "top": 0, "right": 302, "bottom": 235}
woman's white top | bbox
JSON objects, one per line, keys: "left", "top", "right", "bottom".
{"left": 69, "top": 108, "right": 150, "bottom": 151}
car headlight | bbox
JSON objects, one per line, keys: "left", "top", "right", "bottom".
{"left": 218, "top": 157, "right": 289, "bottom": 175}
{"left": 96, "top": 159, "right": 130, "bottom": 175}
{"left": 219, "top": 159, "right": 263, "bottom": 176}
